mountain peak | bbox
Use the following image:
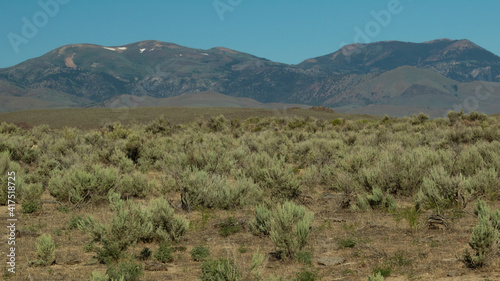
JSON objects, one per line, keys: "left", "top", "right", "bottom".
{"left": 132, "top": 40, "right": 183, "bottom": 49}
{"left": 423, "top": 38, "right": 454, "bottom": 44}
{"left": 448, "top": 39, "right": 481, "bottom": 50}
{"left": 210, "top": 47, "right": 240, "bottom": 54}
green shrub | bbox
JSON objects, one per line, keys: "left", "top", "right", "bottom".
{"left": 238, "top": 244, "right": 247, "bottom": 253}
{"left": 294, "top": 266, "right": 318, "bottom": 281}
{"left": 137, "top": 138, "right": 168, "bottom": 172}
{"left": 79, "top": 194, "right": 188, "bottom": 263}
{"left": 124, "top": 134, "right": 142, "bottom": 163}
{"left": 254, "top": 131, "right": 292, "bottom": 160}
{"left": 21, "top": 183, "right": 43, "bottom": 213}
{"left": 48, "top": 164, "right": 118, "bottom": 204}
{"left": 293, "top": 138, "right": 343, "bottom": 168}
{"left": 464, "top": 200, "right": 499, "bottom": 268}
{"left": 34, "top": 234, "right": 56, "bottom": 266}
{"left": 191, "top": 245, "right": 210, "bottom": 261}
{"left": 415, "top": 166, "right": 463, "bottom": 210}
{"left": 84, "top": 241, "right": 97, "bottom": 253}
{"left": 104, "top": 123, "right": 131, "bottom": 140}
{"left": 338, "top": 238, "right": 356, "bottom": 248}
{"left": 357, "top": 188, "right": 397, "bottom": 211}
{"left": 391, "top": 250, "right": 412, "bottom": 267}
{"left": 447, "top": 110, "right": 461, "bottom": 125}
{"left": 171, "top": 132, "right": 236, "bottom": 174}
{"left": 288, "top": 117, "right": 307, "bottom": 129}
{"left": 244, "top": 153, "right": 300, "bottom": 199}
{"left": 331, "top": 169, "right": 360, "bottom": 194}
{"left": 249, "top": 204, "right": 273, "bottom": 235}
{"left": 58, "top": 206, "right": 69, "bottom": 213}
{"left": 106, "top": 259, "right": 143, "bottom": 281}
{"left": 411, "top": 113, "right": 429, "bottom": 125}
{"left": 31, "top": 155, "right": 60, "bottom": 185}
{"left": 0, "top": 151, "right": 22, "bottom": 205}
{"left": 249, "top": 202, "right": 314, "bottom": 259}
{"left": 357, "top": 145, "right": 438, "bottom": 196}
{"left": 372, "top": 263, "right": 391, "bottom": 277}
{"left": 90, "top": 271, "right": 109, "bottom": 281}
{"left": 145, "top": 116, "right": 171, "bottom": 135}
{"left": 447, "top": 126, "right": 479, "bottom": 144}
{"left": 367, "top": 272, "right": 385, "bottom": 281}
{"left": 366, "top": 187, "right": 384, "bottom": 207}
{"left": 67, "top": 214, "right": 85, "bottom": 230}
{"left": 270, "top": 201, "right": 314, "bottom": 260}
{"left": 464, "top": 214, "right": 498, "bottom": 268}
{"left": 296, "top": 251, "right": 313, "bottom": 264}
{"left": 207, "top": 115, "right": 229, "bottom": 132}
{"left": 464, "top": 111, "right": 488, "bottom": 122}
{"left": 383, "top": 194, "right": 397, "bottom": 211}
{"left": 147, "top": 196, "right": 189, "bottom": 242}
{"left": 109, "top": 148, "right": 135, "bottom": 173}
{"left": 355, "top": 194, "right": 370, "bottom": 211}
{"left": 474, "top": 198, "right": 491, "bottom": 217}
{"left": 201, "top": 258, "right": 242, "bottom": 281}
{"left": 464, "top": 168, "right": 498, "bottom": 197}
{"left": 155, "top": 241, "right": 174, "bottom": 263}
{"left": 0, "top": 135, "right": 35, "bottom": 163}
{"left": 331, "top": 118, "right": 344, "bottom": 126}
{"left": 139, "top": 247, "right": 152, "bottom": 261}
{"left": 97, "top": 241, "right": 122, "bottom": 264}
{"left": 178, "top": 168, "right": 262, "bottom": 210}
{"left": 117, "top": 171, "right": 153, "bottom": 198}
{"left": 0, "top": 122, "right": 20, "bottom": 134}
{"left": 218, "top": 217, "right": 241, "bottom": 237}
{"left": 392, "top": 206, "right": 421, "bottom": 231}
{"left": 454, "top": 146, "right": 485, "bottom": 176}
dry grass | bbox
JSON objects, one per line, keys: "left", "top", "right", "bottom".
{"left": 4, "top": 187, "right": 500, "bottom": 280}
{"left": 0, "top": 106, "right": 378, "bottom": 130}
{"left": 2, "top": 109, "right": 500, "bottom": 280}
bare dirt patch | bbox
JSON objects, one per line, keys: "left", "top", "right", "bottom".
{"left": 64, "top": 53, "right": 77, "bottom": 69}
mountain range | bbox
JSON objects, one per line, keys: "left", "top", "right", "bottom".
{"left": 1, "top": 39, "right": 499, "bottom": 116}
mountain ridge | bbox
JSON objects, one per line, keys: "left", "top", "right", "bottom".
{"left": 1, "top": 38, "right": 499, "bottom": 116}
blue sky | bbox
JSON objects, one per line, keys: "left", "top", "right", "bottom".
{"left": 1, "top": 0, "right": 500, "bottom": 68}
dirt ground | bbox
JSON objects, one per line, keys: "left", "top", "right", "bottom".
{"left": 2, "top": 188, "right": 500, "bottom": 281}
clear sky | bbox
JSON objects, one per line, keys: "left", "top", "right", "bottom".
{"left": 1, "top": 0, "right": 500, "bottom": 68}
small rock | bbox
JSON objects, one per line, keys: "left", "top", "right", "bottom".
{"left": 64, "top": 259, "right": 81, "bottom": 265}
{"left": 144, "top": 261, "right": 169, "bottom": 271}
{"left": 418, "top": 237, "right": 431, "bottom": 244}
{"left": 317, "top": 257, "right": 345, "bottom": 266}
{"left": 321, "top": 193, "right": 340, "bottom": 199}
{"left": 432, "top": 236, "right": 446, "bottom": 242}
{"left": 447, "top": 271, "right": 463, "bottom": 277}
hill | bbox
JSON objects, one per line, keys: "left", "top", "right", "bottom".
{"left": 104, "top": 91, "right": 309, "bottom": 109}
